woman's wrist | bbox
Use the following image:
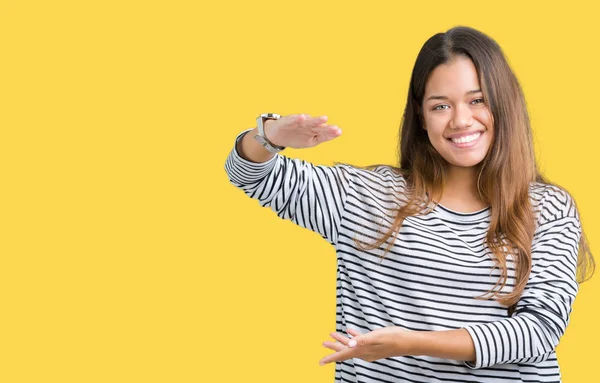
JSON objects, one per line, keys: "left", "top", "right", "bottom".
{"left": 263, "top": 119, "right": 285, "bottom": 147}
{"left": 236, "top": 127, "right": 277, "bottom": 163}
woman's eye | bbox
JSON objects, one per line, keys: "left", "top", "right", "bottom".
{"left": 433, "top": 104, "right": 449, "bottom": 111}
{"left": 471, "top": 98, "right": 485, "bottom": 105}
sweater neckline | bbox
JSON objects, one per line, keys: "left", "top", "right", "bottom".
{"left": 432, "top": 203, "right": 491, "bottom": 222}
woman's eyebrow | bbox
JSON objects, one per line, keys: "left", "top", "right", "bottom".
{"left": 425, "top": 89, "right": 482, "bottom": 101}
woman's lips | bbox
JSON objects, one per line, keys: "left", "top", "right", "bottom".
{"left": 448, "top": 131, "right": 483, "bottom": 148}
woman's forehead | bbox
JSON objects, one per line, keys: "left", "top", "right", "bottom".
{"left": 424, "top": 57, "right": 482, "bottom": 98}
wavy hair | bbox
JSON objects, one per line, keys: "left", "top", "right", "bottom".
{"left": 354, "top": 26, "right": 594, "bottom": 315}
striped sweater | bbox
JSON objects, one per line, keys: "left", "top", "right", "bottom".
{"left": 225, "top": 129, "right": 581, "bottom": 383}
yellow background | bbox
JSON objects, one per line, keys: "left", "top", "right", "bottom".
{"left": 1, "top": 1, "right": 598, "bottom": 382}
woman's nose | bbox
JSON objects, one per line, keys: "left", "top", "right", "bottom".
{"left": 451, "top": 104, "right": 474, "bottom": 129}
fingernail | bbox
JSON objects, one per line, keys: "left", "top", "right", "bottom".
{"left": 348, "top": 340, "right": 357, "bottom": 348}
{"left": 319, "top": 361, "right": 325, "bottom": 366}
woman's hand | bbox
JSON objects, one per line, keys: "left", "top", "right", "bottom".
{"left": 265, "top": 114, "right": 342, "bottom": 149}
{"left": 319, "top": 327, "right": 415, "bottom": 366}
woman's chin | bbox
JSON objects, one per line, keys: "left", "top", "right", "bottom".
{"left": 445, "top": 156, "right": 486, "bottom": 169}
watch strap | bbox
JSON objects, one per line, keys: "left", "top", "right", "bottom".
{"left": 254, "top": 113, "right": 285, "bottom": 153}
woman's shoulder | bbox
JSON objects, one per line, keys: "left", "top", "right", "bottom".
{"left": 529, "top": 182, "right": 579, "bottom": 226}
{"left": 340, "top": 163, "right": 406, "bottom": 184}
{"left": 331, "top": 163, "right": 408, "bottom": 197}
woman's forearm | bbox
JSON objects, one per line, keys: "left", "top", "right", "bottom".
{"left": 410, "top": 328, "right": 476, "bottom": 363}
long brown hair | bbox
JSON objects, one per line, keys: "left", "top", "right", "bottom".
{"left": 354, "top": 26, "right": 594, "bottom": 314}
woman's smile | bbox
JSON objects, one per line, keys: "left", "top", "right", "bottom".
{"left": 447, "top": 131, "right": 485, "bottom": 148}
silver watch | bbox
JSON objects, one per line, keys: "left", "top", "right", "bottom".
{"left": 254, "top": 113, "right": 285, "bottom": 153}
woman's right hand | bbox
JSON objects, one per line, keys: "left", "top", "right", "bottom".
{"left": 264, "top": 114, "right": 342, "bottom": 149}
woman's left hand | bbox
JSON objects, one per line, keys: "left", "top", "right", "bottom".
{"left": 319, "top": 327, "right": 415, "bottom": 365}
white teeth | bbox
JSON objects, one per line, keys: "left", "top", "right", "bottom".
{"left": 451, "top": 132, "right": 481, "bottom": 144}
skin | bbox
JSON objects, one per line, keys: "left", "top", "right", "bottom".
{"left": 236, "top": 115, "right": 340, "bottom": 163}
{"left": 319, "top": 327, "right": 475, "bottom": 366}
{"left": 423, "top": 55, "right": 494, "bottom": 212}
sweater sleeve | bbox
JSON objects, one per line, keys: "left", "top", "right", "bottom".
{"left": 463, "top": 189, "right": 581, "bottom": 369}
{"left": 224, "top": 129, "right": 353, "bottom": 246}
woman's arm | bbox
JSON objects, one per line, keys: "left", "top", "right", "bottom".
{"left": 225, "top": 114, "right": 352, "bottom": 245}
{"left": 320, "top": 327, "right": 475, "bottom": 365}
{"left": 235, "top": 122, "right": 277, "bottom": 163}
{"left": 320, "top": 188, "right": 581, "bottom": 368}
{"left": 412, "top": 328, "right": 476, "bottom": 362}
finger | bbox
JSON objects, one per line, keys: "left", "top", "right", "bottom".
{"left": 347, "top": 328, "right": 362, "bottom": 337}
{"left": 297, "top": 114, "right": 312, "bottom": 125}
{"left": 312, "top": 125, "right": 341, "bottom": 145}
{"left": 285, "top": 114, "right": 309, "bottom": 126}
{"left": 314, "top": 128, "right": 342, "bottom": 145}
{"left": 311, "top": 115, "right": 329, "bottom": 125}
{"left": 296, "top": 113, "right": 327, "bottom": 126}
{"left": 285, "top": 114, "right": 301, "bottom": 122}
{"left": 346, "top": 329, "right": 361, "bottom": 348}
{"left": 329, "top": 332, "right": 351, "bottom": 346}
{"left": 302, "top": 116, "right": 329, "bottom": 130}
{"left": 311, "top": 122, "right": 340, "bottom": 134}
{"left": 319, "top": 348, "right": 355, "bottom": 365}
{"left": 322, "top": 341, "right": 345, "bottom": 352}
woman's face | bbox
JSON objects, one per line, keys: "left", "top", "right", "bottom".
{"left": 422, "top": 56, "right": 494, "bottom": 170}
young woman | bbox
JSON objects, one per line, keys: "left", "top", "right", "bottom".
{"left": 224, "top": 26, "right": 594, "bottom": 382}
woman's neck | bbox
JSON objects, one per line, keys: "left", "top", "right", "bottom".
{"left": 438, "top": 166, "right": 488, "bottom": 212}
